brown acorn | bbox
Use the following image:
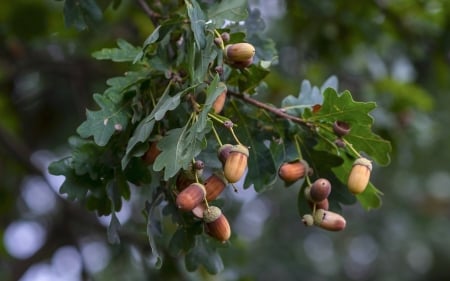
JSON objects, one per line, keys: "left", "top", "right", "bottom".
{"left": 204, "top": 173, "right": 228, "bottom": 201}
{"left": 217, "top": 144, "right": 233, "bottom": 166}
{"left": 278, "top": 160, "right": 309, "bottom": 183}
{"left": 192, "top": 202, "right": 207, "bottom": 219}
{"left": 333, "top": 120, "right": 351, "bottom": 137}
{"left": 176, "top": 183, "right": 206, "bottom": 212}
{"left": 313, "top": 209, "right": 346, "bottom": 231}
{"left": 142, "top": 140, "right": 161, "bottom": 165}
{"left": 347, "top": 157, "right": 372, "bottom": 195}
{"left": 309, "top": 178, "right": 332, "bottom": 203}
{"left": 223, "top": 144, "right": 249, "bottom": 183}
{"left": 203, "top": 206, "right": 231, "bottom": 242}
{"left": 308, "top": 198, "right": 329, "bottom": 211}
{"left": 224, "top": 43, "right": 255, "bottom": 63}
{"left": 212, "top": 83, "right": 227, "bottom": 114}
{"left": 227, "top": 57, "right": 253, "bottom": 69}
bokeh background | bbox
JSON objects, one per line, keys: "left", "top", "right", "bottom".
{"left": 1, "top": 0, "right": 450, "bottom": 280}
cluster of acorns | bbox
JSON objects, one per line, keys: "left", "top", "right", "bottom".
{"left": 278, "top": 120, "right": 373, "bottom": 231}
{"left": 175, "top": 144, "right": 249, "bottom": 242}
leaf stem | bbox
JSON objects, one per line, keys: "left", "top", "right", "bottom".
{"left": 294, "top": 135, "right": 312, "bottom": 186}
{"left": 343, "top": 139, "right": 362, "bottom": 158}
{"left": 210, "top": 123, "right": 223, "bottom": 146}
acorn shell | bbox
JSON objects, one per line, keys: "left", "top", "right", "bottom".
{"left": 223, "top": 145, "right": 249, "bottom": 183}
{"left": 347, "top": 157, "right": 372, "bottom": 195}
{"left": 176, "top": 183, "right": 206, "bottom": 211}
{"left": 212, "top": 84, "right": 227, "bottom": 114}
{"left": 204, "top": 173, "right": 228, "bottom": 201}
{"left": 313, "top": 209, "right": 346, "bottom": 231}
{"left": 225, "top": 43, "right": 255, "bottom": 62}
{"left": 203, "top": 206, "right": 231, "bottom": 242}
{"left": 278, "top": 160, "right": 309, "bottom": 183}
{"left": 309, "top": 178, "right": 331, "bottom": 202}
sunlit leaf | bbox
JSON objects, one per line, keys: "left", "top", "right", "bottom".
{"left": 92, "top": 39, "right": 142, "bottom": 62}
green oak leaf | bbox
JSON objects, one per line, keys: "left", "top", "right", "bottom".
{"left": 92, "top": 39, "right": 142, "bottom": 62}
{"left": 77, "top": 93, "right": 129, "bottom": 146}
{"left": 304, "top": 88, "right": 391, "bottom": 166}
{"left": 185, "top": 235, "right": 224, "bottom": 274}
{"left": 104, "top": 70, "right": 150, "bottom": 103}
{"left": 185, "top": 0, "right": 206, "bottom": 49}
{"left": 207, "top": 0, "right": 248, "bottom": 27}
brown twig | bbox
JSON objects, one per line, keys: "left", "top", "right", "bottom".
{"left": 136, "top": 0, "right": 161, "bottom": 26}
{"left": 228, "top": 90, "right": 313, "bottom": 129}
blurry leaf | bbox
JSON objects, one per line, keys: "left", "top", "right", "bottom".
{"left": 145, "top": 196, "right": 164, "bottom": 269}
{"left": 375, "top": 78, "right": 434, "bottom": 111}
{"left": 77, "top": 94, "right": 129, "bottom": 146}
{"left": 107, "top": 213, "right": 121, "bottom": 244}
{"left": 282, "top": 76, "right": 337, "bottom": 116}
{"left": 185, "top": 235, "right": 224, "bottom": 274}
{"left": 207, "top": 0, "right": 248, "bottom": 27}
{"left": 186, "top": 0, "right": 207, "bottom": 49}
{"left": 304, "top": 89, "right": 391, "bottom": 166}
{"left": 227, "top": 63, "right": 270, "bottom": 94}
{"left": 168, "top": 225, "right": 198, "bottom": 256}
{"left": 92, "top": 39, "right": 142, "bottom": 62}
{"left": 63, "top": 0, "right": 102, "bottom": 30}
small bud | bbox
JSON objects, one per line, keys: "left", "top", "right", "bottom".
{"left": 224, "top": 144, "right": 249, "bottom": 183}
{"left": 221, "top": 32, "right": 230, "bottom": 43}
{"left": 176, "top": 183, "right": 206, "bottom": 211}
{"left": 203, "top": 206, "right": 231, "bottom": 242}
{"left": 214, "top": 37, "right": 223, "bottom": 47}
{"left": 347, "top": 157, "right": 372, "bottom": 195}
{"left": 313, "top": 209, "right": 346, "bottom": 231}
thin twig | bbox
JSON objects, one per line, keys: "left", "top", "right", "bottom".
{"left": 228, "top": 90, "right": 313, "bottom": 129}
{"left": 136, "top": 0, "right": 161, "bottom": 26}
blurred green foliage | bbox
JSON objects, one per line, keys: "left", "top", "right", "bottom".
{"left": 1, "top": 0, "right": 450, "bottom": 281}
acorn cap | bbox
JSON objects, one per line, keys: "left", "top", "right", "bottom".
{"left": 203, "top": 206, "right": 222, "bottom": 223}
{"left": 353, "top": 157, "right": 372, "bottom": 171}
{"left": 230, "top": 144, "right": 249, "bottom": 157}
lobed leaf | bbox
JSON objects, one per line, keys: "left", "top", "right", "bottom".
{"left": 77, "top": 94, "right": 129, "bottom": 146}
{"left": 92, "top": 39, "right": 142, "bottom": 62}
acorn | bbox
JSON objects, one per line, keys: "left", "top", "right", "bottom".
{"left": 217, "top": 144, "right": 233, "bottom": 166}
{"left": 308, "top": 198, "right": 329, "bottom": 211}
{"left": 223, "top": 144, "right": 249, "bottom": 183}
{"left": 302, "top": 214, "right": 314, "bottom": 226}
{"left": 309, "top": 178, "right": 332, "bottom": 203}
{"left": 347, "top": 157, "right": 372, "bottom": 195}
{"left": 176, "top": 183, "right": 206, "bottom": 211}
{"left": 192, "top": 202, "right": 207, "bottom": 219}
{"left": 333, "top": 120, "right": 351, "bottom": 137}
{"left": 228, "top": 57, "right": 253, "bottom": 69}
{"left": 212, "top": 83, "right": 227, "bottom": 114}
{"left": 221, "top": 32, "right": 230, "bottom": 43}
{"left": 142, "top": 140, "right": 161, "bottom": 165}
{"left": 224, "top": 43, "right": 255, "bottom": 63}
{"left": 313, "top": 209, "right": 346, "bottom": 231}
{"left": 203, "top": 206, "right": 231, "bottom": 242}
{"left": 204, "top": 173, "right": 228, "bottom": 201}
{"left": 278, "top": 160, "right": 309, "bottom": 183}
